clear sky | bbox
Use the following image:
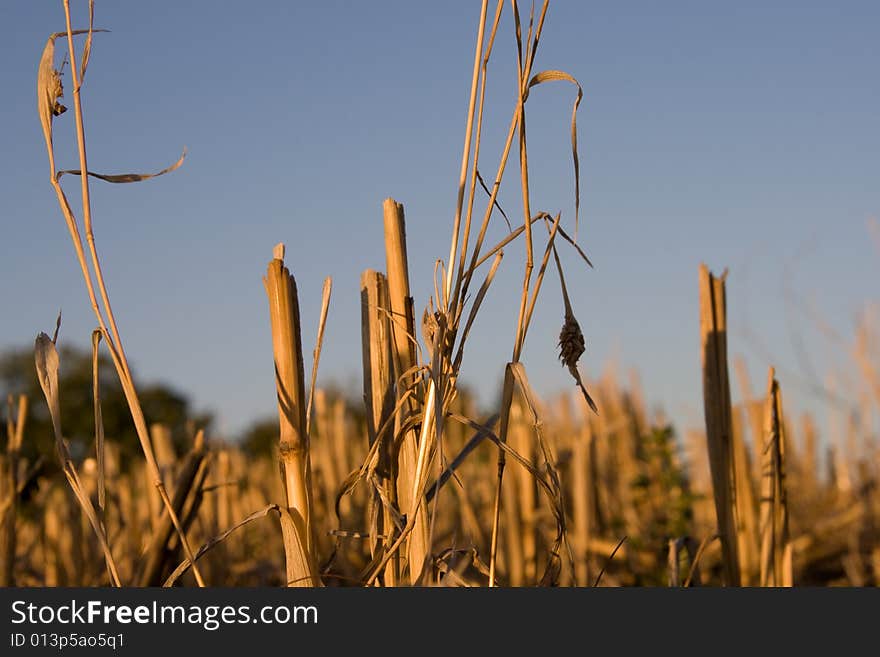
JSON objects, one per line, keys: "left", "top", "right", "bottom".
{"left": 1, "top": 1, "right": 878, "bottom": 441}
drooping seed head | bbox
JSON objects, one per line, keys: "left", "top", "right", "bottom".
{"left": 558, "top": 311, "right": 585, "bottom": 375}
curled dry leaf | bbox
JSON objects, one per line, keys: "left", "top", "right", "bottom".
{"left": 37, "top": 34, "right": 66, "bottom": 156}
{"left": 526, "top": 69, "right": 583, "bottom": 239}
{"left": 37, "top": 30, "right": 108, "bottom": 157}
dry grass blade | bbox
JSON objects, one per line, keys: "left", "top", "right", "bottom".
{"left": 594, "top": 536, "right": 627, "bottom": 587}
{"left": 90, "top": 329, "right": 105, "bottom": 511}
{"left": 469, "top": 214, "right": 546, "bottom": 273}
{"left": 520, "top": 212, "right": 562, "bottom": 345}
{"left": 554, "top": 224, "right": 592, "bottom": 268}
{"left": 449, "top": 0, "right": 504, "bottom": 315}
{"left": 34, "top": 332, "right": 121, "bottom": 586}
{"left": 458, "top": 2, "right": 550, "bottom": 317}
{"left": 425, "top": 414, "right": 499, "bottom": 503}
{"left": 51, "top": 311, "right": 62, "bottom": 344}
{"left": 683, "top": 535, "right": 717, "bottom": 587}
{"left": 510, "top": 3, "right": 556, "bottom": 348}
{"left": 58, "top": 147, "right": 187, "bottom": 183}
{"left": 476, "top": 169, "right": 511, "bottom": 230}
{"left": 512, "top": 91, "right": 534, "bottom": 362}
{"left": 78, "top": 0, "right": 96, "bottom": 86}
{"left": 455, "top": 48, "right": 520, "bottom": 312}
{"left": 164, "top": 504, "right": 283, "bottom": 587}
{"left": 524, "top": 1, "right": 535, "bottom": 68}
{"left": 444, "top": 0, "right": 489, "bottom": 304}
{"left": 306, "top": 277, "right": 332, "bottom": 433}
{"left": 447, "top": 412, "right": 554, "bottom": 487}
{"left": 524, "top": 1, "right": 551, "bottom": 76}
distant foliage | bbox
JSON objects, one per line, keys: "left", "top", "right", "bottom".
{"left": 0, "top": 344, "right": 211, "bottom": 469}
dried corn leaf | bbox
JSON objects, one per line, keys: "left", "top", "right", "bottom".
{"left": 37, "top": 30, "right": 108, "bottom": 157}
{"left": 476, "top": 169, "right": 511, "bottom": 230}
{"left": 164, "top": 504, "right": 282, "bottom": 587}
{"left": 58, "top": 147, "right": 187, "bottom": 183}
{"left": 555, "top": 224, "right": 593, "bottom": 269}
{"left": 521, "top": 213, "right": 563, "bottom": 346}
{"left": 79, "top": 1, "right": 96, "bottom": 85}
{"left": 470, "top": 214, "right": 547, "bottom": 272}
{"left": 34, "top": 331, "right": 121, "bottom": 586}
{"left": 526, "top": 70, "right": 583, "bottom": 239}
{"left": 305, "top": 276, "right": 332, "bottom": 433}
{"left": 34, "top": 333, "right": 61, "bottom": 440}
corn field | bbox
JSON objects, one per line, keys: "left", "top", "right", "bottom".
{"left": 1, "top": 0, "right": 878, "bottom": 588}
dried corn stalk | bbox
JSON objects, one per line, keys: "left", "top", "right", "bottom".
{"left": 759, "top": 368, "right": 792, "bottom": 587}
{"left": 698, "top": 264, "right": 740, "bottom": 586}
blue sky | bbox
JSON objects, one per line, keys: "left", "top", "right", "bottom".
{"left": 1, "top": 1, "right": 878, "bottom": 441}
